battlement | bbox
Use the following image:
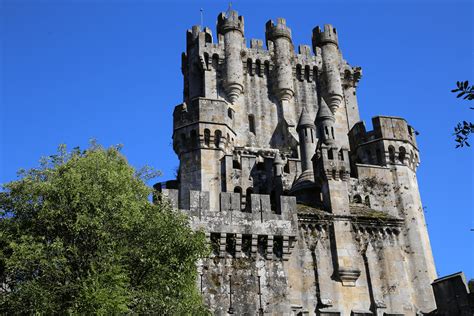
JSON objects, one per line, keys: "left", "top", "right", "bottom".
{"left": 158, "top": 189, "right": 298, "bottom": 261}
{"left": 348, "top": 116, "right": 420, "bottom": 170}
{"left": 349, "top": 116, "right": 418, "bottom": 148}
{"left": 315, "top": 144, "right": 351, "bottom": 181}
{"left": 159, "top": 189, "right": 297, "bottom": 220}
{"left": 217, "top": 10, "right": 244, "bottom": 35}
{"left": 312, "top": 24, "right": 339, "bottom": 48}
{"left": 265, "top": 18, "right": 292, "bottom": 43}
{"left": 186, "top": 25, "right": 214, "bottom": 49}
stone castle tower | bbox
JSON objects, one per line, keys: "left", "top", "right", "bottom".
{"left": 156, "top": 8, "right": 437, "bottom": 315}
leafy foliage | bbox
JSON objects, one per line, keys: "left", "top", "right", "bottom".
{"left": 452, "top": 80, "right": 474, "bottom": 101}
{"left": 451, "top": 81, "right": 474, "bottom": 148}
{"left": 0, "top": 144, "right": 209, "bottom": 314}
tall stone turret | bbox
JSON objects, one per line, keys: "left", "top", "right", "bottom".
{"left": 217, "top": 9, "right": 244, "bottom": 104}
{"left": 159, "top": 9, "right": 438, "bottom": 315}
{"left": 313, "top": 24, "right": 344, "bottom": 113}
{"left": 296, "top": 107, "right": 316, "bottom": 172}
{"left": 266, "top": 18, "right": 296, "bottom": 126}
{"left": 265, "top": 18, "right": 294, "bottom": 103}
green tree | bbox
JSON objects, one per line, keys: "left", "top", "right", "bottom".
{"left": 451, "top": 80, "right": 474, "bottom": 148}
{"left": 0, "top": 144, "right": 209, "bottom": 314}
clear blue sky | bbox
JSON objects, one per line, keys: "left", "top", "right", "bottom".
{"left": 1, "top": 0, "right": 473, "bottom": 279}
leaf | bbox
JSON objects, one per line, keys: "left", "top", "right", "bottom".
{"left": 457, "top": 92, "right": 465, "bottom": 98}
{"left": 464, "top": 81, "right": 469, "bottom": 89}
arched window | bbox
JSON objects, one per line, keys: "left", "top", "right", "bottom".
{"left": 247, "top": 58, "right": 253, "bottom": 75}
{"left": 214, "top": 130, "right": 222, "bottom": 148}
{"left": 365, "top": 196, "right": 371, "bottom": 207}
{"left": 399, "top": 146, "right": 406, "bottom": 163}
{"left": 332, "top": 169, "right": 337, "bottom": 180}
{"left": 338, "top": 149, "right": 344, "bottom": 161}
{"left": 353, "top": 194, "right": 362, "bottom": 204}
{"left": 227, "top": 108, "right": 233, "bottom": 119}
{"left": 264, "top": 61, "right": 270, "bottom": 76}
{"left": 296, "top": 64, "right": 302, "bottom": 81}
{"left": 248, "top": 114, "right": 256, "bottom": 134}
{"left": 304, "top": 65, "right": 310, "bottom": 81}
{"left": 234, "top": 186, "right": 242, "bottom": 211}
{"left": 255, "top": 60, "right": 261, "bottom": 76}
{"left": 204, "top": 129, "right": 211, "bottom": 147}
{"left": 388, "top": 145, "right": 395, "bottom": 163}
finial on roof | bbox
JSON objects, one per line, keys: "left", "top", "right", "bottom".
{"left": 200, "top": 8, "right": 204, "bottom": 29}
{"left": 225, "top": 2, "right": 237, "bottom": 19}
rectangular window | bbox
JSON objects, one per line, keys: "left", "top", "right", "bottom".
{"left": 226, "top": 233, "right": 236, "bottom": 258}
{"left": 248, "top": 115, "right": 256, "bottom": 134}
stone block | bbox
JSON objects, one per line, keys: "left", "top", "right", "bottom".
{"left": 161, "top": 189, "right": 179, "bottom": 209}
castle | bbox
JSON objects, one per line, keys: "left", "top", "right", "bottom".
{"left": 155, "top": 8, "right": 438, "bottom": 315}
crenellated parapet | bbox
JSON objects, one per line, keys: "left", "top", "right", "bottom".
{"left": 348, "top": 116, "right": 420, "bottom": 171}
{"left": 158, "top": 189, "right": 298, "bottom": 261}
{"left": 172, "top": 98, "right": 236, "bottom": 156}
{"left": 314, "top": 144, "right": 351, "bottom": 181}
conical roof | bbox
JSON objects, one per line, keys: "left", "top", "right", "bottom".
{"left": 316, "top": 98, "right": 334, "bottom": 122}
{"left": 297, "top": 107, "right": 315, "bottom": 131}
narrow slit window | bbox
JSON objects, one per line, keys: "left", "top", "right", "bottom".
{"left": 249, "top": 115, "right": 256, "bottom": 134}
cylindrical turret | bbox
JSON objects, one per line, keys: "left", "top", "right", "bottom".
{"left": 297, "top": 107, "right": 316, "bottom": 171}
{"left": 316, "top": 98, "right": 336, "bottom": 145}
{"left": 266, "top": 18, "right": 294, "bottom": 102}
{"left": 217, "top": 10, "right": 244, "bottom": 104}
{"left": 313, "top": 24, "right": 343, "bottom": 113}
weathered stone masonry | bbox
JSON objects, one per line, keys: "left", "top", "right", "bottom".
{"left": 155, "top": 9, "right": 437, "bottom": 315}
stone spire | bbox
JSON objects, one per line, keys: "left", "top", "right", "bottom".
{"left": 317, "top": 98, "right": 335, "bottom": 145}
{"left": 297, "top": 106, "right": 315, "bottom": 131}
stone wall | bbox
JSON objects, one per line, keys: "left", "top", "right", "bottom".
{"left": 160, "top": 8, "right": 439, "bottom": 315}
